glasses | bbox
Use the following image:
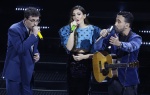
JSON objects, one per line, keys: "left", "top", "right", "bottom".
{"left": 28, "top": 19, "right": 41, "bottom": 23}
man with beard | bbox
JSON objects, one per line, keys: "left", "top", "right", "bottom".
{"left": 94, "top": 11, "right": 142, "bottom": 95}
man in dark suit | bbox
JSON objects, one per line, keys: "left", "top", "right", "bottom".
{"left": 2, "top": 7, "right": 41, "bottom": 95}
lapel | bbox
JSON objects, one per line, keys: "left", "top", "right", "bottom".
{"left": 19, "top": 20, "right": 34, "bottom": 57}
{"left": 19, "top": 20, "right": 29, "bottom": 40}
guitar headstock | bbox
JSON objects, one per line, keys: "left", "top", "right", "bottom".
{"left": 129, "top": 61, "right": 139, "bottom": 68}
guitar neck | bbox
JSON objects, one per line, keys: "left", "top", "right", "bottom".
{"left": 105, "top": 62, "right": 139, "bottom": 68}
{"left": 106, "top": 63, "right": 129, "bottom": 68}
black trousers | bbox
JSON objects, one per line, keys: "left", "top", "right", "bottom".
{"left": 67, "top": 52, "right": 92, "bottom": 95}
{"left": 108, "top": 79, "right": 138, "bottom": 95}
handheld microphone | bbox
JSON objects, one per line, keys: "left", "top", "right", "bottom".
{"left": 95, "top": 25, "right": 114, "bottom": 43}
{"left": 37, "top": 31, "right": 43, "bottom": 40}
{"left": 71, "top": 21, "right": 77, "bottom": 32}
{"left": 71, "top": 25, "right": 77, "bottom": 32}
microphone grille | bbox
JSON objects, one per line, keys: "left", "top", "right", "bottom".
{"left": 107, "top": 25, "right": 114, "bottom": 33}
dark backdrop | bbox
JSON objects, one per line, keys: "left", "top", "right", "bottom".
{"left": 0, "top": 1, "right": 150, "bottom": 91}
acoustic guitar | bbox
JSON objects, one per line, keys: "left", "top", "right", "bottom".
{"left": 92, "top": 51, "right": 139, "bottom": 83}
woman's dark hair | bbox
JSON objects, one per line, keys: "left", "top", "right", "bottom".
{"left": 69, "top": 5, "right": 89, "bottom": 25}
{"left": 117, "top": 11, "right": 134, "bottom": 27}
{"left": 24, "top": 7, "right": 41, "bottom": 19}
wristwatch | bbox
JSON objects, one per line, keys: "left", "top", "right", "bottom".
{"left": 119, "top": 42, "right": 123, "bottom": 48}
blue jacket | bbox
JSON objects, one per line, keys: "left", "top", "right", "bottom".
{"left": 2, "top": 20, "right": 39, "bottom": 84}
{"left": 94, "top": 29, "right": 142, "bottom": 86}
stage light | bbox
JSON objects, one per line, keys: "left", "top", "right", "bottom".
{"left": 40, "top": 26, "right": 50, "bottom": 29}
{"left": 15, "top": 5, "right": 43, "bottom": 11}
{"left": 139, "top": 30, "right": 150, "bottom": 34}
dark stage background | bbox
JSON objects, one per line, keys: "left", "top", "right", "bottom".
{"left": 0, "top": 0, "right": 150, "bottom": 95}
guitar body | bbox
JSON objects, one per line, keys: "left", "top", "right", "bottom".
{"left": 106, "top": 53, "right": 115, "bottom": 78}
{"left": 92, "top": 51, "right": 115, "bottom": 83}
{"left": 92, "top": 51, "right": 139, "bottom": 83}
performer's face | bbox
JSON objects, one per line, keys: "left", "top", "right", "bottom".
{"left": 114, "top": 15, "right": 127, "bottom": 34}
{"left": 72, "top": 9, "right": 86, "bottom": 25}
{"left": 24, "top": 16, "right": 40, "bottom": 30}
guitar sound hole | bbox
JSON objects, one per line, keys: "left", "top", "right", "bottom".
{"left": 101, "top": 69, "right": 109, "bottom": 76}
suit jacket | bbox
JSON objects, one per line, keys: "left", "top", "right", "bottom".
{"left": 2, "top": 20, "right": 39, "bottom": 84}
